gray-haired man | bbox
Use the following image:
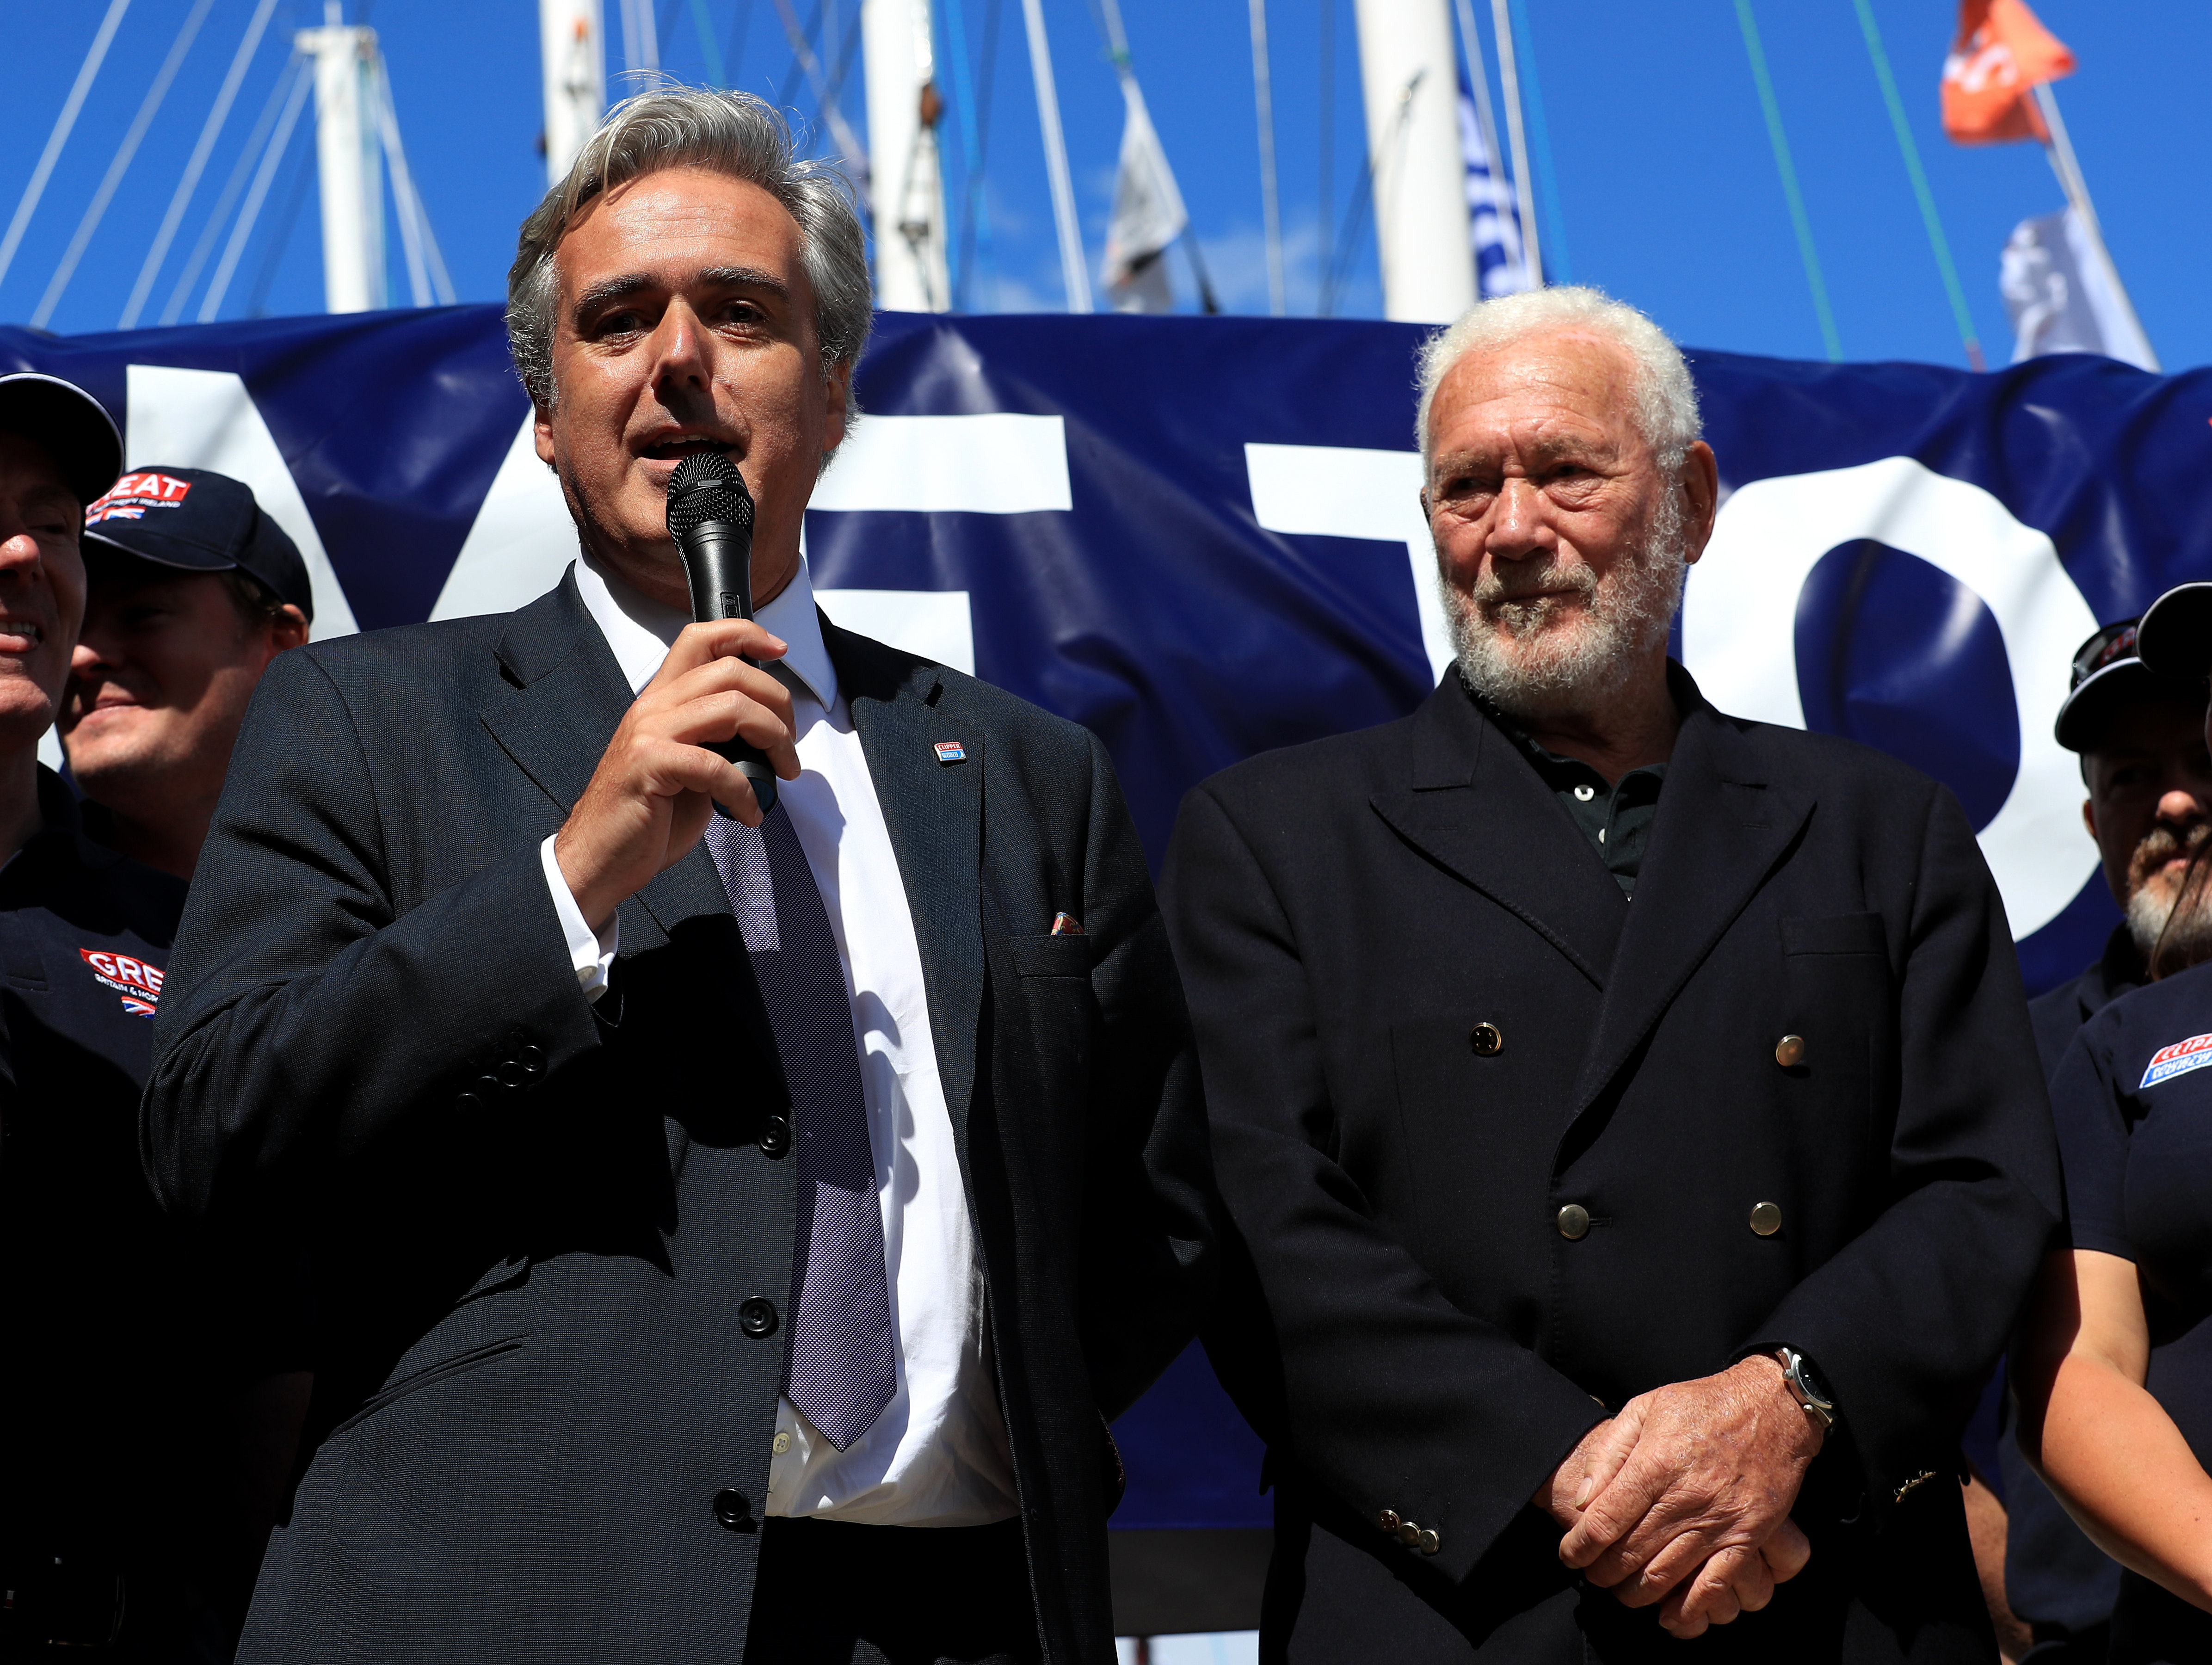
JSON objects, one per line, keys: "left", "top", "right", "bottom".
{"left": 1164, "top": 287, "right": 2060, "bottom": 1659}
{"left": 144, "top": 88, "right": 1212, "bottom": 1665}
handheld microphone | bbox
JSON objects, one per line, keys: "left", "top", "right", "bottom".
{"left": 666, "top": 450, "right": 777, "bottom": 818}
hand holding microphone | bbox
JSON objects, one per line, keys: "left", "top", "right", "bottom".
{"left": 667, "top": 451, "right": 779, "bottom": 818}
{"left": 552, "top": 452, "right": 798, "bottom": 934}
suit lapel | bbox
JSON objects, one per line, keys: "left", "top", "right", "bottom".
{"left": 1369, "top": 680, "right": 1628, "bottom": 987}
{"left": 1568, "top": 695, "right": 1811, "bottom": 1119}
{"left": 476, "top": 572, "right": 730, "bottom": 950}
{"left": 827, "top": 617, "right": 987, "bottom": 1147}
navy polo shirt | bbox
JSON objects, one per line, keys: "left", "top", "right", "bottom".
{"left": 0, "top": 769, "right": 197, "bottom": 1553}
{"left": 2051, "top": 957, "right": 2212, "bottom": 1473}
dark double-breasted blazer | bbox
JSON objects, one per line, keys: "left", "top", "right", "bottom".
{"left": 142, "top": 572, "right": 1214, "bottom": 1664}
{"left": 1161, "top": 667, "right": 2062, "bottom": 1662}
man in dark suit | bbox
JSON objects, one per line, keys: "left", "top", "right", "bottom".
{"left": 143, "top": 87, "right": 1211, "bottom": 1665}
{"left": 1162, "top": 286, "right": 2061, "bottom": 1660}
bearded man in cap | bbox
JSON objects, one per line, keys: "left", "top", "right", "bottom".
{"left": 59, "top": 466, "right": 312, "bottom": 879}
{"left": 1163, "top": 286, "right": 2062, "bottom": 1660}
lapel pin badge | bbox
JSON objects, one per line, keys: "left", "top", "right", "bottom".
{"left": 934, "top": 740, "right": 967, "bottom": 765}
{"left": 1050, "top": 912, "right": 1084, "bottom": 936}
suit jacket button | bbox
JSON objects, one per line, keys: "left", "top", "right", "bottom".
{"left": 1750, "top": 1201, "right": 1783, "bottom": 1237}
{"left": 711, "top": 1488, "right": 753, "bottom": 1530}
{"left": 758, "top": 1115, "right": 792, "bottom": 1158}
{"left": 474, "top": 1073, "right": 505, "bottom": 1098}
{"left": 1775, "top": 1034, "right": 1806, "bottom": 1068}
{"left": 455, "top": 1091, "right": 483, "bottom": 1111}
{"left": 499, "top": 1060, "right": 531, "bottom": 1089}
{"left": 1556, "top": 1204, "right": 1590, "bottom": 1240}
{"left": 1418, "top": 1528, "right": 1441, "bottom": 1555}
{"left": 516, "top": 1043, "right": 547, "bottom": 1073}
{"left": 1469, "top": 1022, "right": 1503, "bottom": 1057}
{"left": 1377, "top": 1508, "right": 1401, "bottom": 1534}
{"left": 739, "top": 1296, "right": 780, "bottom": 1338}
{"left": 1395, "top": 1521, "right": 1422, "bottom": 1548}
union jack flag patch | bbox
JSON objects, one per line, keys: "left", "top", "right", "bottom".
{"left": 2141, "top": 1031, "right": 2212, "bottom": 1089}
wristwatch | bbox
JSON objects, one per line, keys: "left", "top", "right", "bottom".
{"left": 1775, "top": 1347, "right": 1838, "bottom": 1434}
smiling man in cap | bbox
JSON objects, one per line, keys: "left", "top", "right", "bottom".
{"left": 59, "top": 465, "right": 311, "bottom": 879}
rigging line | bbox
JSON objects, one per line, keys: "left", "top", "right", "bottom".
{"left": 122, "top": 0, "right": 284, "bottom": 329}
{"left": 727, "top": 0, "right": 753, "bottom": 86}
{"left": 163, "top": 51, "right": 302, "bottom": 326}
{"left": 34, "top": 0, "right": 218, "bottom": 330}
{"left": 374, "top": 60, "right": 455, "bottom": 306}
{"left": 690, "top": 0, "right": 728, "bottom": 83}
{"left": 1017, "top": 0, "right": 1089, "bottom": 311}
{"left": 200, "top": 55, "right": 313, "bottom": 321}
{"left": 1501, "top": 0, "right": 1567, "bottom": 282}
{"left": 772, "top": 0, "right": 825, "bottom": 109}
{"left": 1318, "top": 0, "right": 1331, "bottom": 310}
{"left": 1323, "top": 78, "right": 1407, "bottom": 317}
{"left": 1450, "top": 0, "right": 1504, "bottom": 227}
{"left": 1485, "top": 0, "right": 1536, "bottom": 284}
{"left": 242, "top": 129, "right": 316, "bottom": 318}
{"left": 2030, "top": 82, "right": 2153, "bottom": 367}
{"left": 0, "top": 0, "right": 133, "bottom": 297}
{"left": 940, "top": 0, "right": 986, "bottom": 308}
{"left": 1848, "top": 0, "right": 1982, "bottom": 369}
{"left": 959, "top": 0, "right": 1005, "bottom": 309}
{"left": 765, "top": 0, "right": 869, "bottom": 195}
{"left": 1731, "top": 0, "right": 1840, "bottom": 361}
{"left": 1247, "top": 0, "right": 1285, "bottom": 315}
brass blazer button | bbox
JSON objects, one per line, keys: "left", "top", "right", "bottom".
{"left": 1418, "top": 1528, "right": 1441, "bottom": 1555}
{"left": 1377, "top": 1508, "right": 1400, "bottom": 1534}
{"left": 1395, "top": 1520, "right": 1423, "bottom": 1548}
{"left": 1775, "top": 1034, "right": 1806, "bottom": 1068}
{"left": 1470, "top": 1022, "right": 1503, "bottom": 1057}
{"left": 1750, "top": 1201, "right": 1783, "bottom": 1237}
{"left": 1556, "top": 1204, "right": 1591, "bottom": 1241}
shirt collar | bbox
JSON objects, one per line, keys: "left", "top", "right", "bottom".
{"left": 572, "top": 550, "right": 838, "bottom": 709}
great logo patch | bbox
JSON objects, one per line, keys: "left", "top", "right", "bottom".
{"left": 80, "top": 947, "right": 163, "bottom": 1017}
{"left": 2140, "top": 1031, "right": 2212, "bottom": 1088}
{"left": 86, "top": 472, "right": 192, "bottom": 525}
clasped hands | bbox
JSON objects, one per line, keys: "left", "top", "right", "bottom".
{"left": 1531, "top": 1354, "right": 1824, "bottom": 1640}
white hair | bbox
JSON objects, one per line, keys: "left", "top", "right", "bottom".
{"left": 1414, "top": 285, "right": 1702, "bottom": 473}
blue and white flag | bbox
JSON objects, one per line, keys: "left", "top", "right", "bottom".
{"left": 1458, "top": 84, "right": 1534, "bottom": 297}
{"left": 5, "top": 306, "right": 2208, "bottom": 1530}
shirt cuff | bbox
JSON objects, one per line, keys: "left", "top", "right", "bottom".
{"left": 541, "top": 833, "right": 617, "bottom": 1001}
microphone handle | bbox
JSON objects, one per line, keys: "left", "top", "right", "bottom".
{"left": 682, "top": 521, "right": 778, "bottom": 819}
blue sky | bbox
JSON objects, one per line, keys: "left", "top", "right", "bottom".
{"left": 2, "top": 0, "right": 2199, "bottom": 372}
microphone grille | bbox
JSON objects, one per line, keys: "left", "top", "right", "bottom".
{"left": 665, "top": 450, "right": 755, "bottom": 538}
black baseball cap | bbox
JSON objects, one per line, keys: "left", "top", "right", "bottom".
{"left": 2052, "top": 618, "right": 2198, "bottom": 752}
{"left": 0, "top": 373, "right": 123, "bottom": 506}
{"left": 2136, "top": 582, "right": 2212, "bottom": 684}
{"left": 80, "top": 466, "right": 313, "bottom": 623}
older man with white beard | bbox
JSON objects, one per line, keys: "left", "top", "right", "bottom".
{"left": 1161, "top": 286, "right": 2062, "bottom": 1662}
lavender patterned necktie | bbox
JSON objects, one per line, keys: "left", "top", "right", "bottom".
{"left": 705, "top": 805, "right": 896, "bottom": 1450}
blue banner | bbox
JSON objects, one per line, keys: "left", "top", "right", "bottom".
{"left": 6, "top": 306, "right": 2209, "bottom": 1528}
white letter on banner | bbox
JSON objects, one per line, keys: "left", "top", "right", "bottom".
{"left": 1244, "top": 443, "right": 1453, "bottom": 683}
{"left": 124, "top": 365, "right": 361, "bottom": 636}
{"left": 432, "top": 413, "right": 1074, "bottom": 675}
{"left": 1682, "top": 455, "right": 2099, "bottom": 939}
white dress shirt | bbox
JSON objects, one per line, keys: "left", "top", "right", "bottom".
{"left": 539, "top": 551, "right": 1018, "bottom": 1526}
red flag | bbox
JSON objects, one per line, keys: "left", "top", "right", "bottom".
{"left": 1942, "top": 0, "right": 2075, "bottom": 144}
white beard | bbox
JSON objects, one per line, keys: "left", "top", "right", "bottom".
{"left": 1446, "top": 487, "right": 1689, "bottom": 727}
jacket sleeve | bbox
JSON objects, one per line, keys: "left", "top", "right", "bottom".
{"left": 1074, "top": 728, "right": 1218, "bottom": 1421}
{"left": 141, "top": 648, "right": 605, "bottom": 1224}
{"left": 1738, "top": 782, "right": 2064, "bottom": 1515}
{"left": 1162, "top": 781, "right": 1603, "bottom": 1582}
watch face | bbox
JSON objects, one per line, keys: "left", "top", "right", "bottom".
{"left": 1794, "top": 1355, "right": 1834, "bottom": 1409}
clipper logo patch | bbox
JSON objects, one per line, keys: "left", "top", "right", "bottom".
{"left": 2140, "top": 1031, "right": 2212, "bottom": 1088}
{"left": 933, "top": 740, "right": 967, "bottom": 764}
{"left": 86, "top": 472, "right": 193, "bottom": 525}
{"left": 80, "top": 948, "right": 163, "bottom": 1017}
